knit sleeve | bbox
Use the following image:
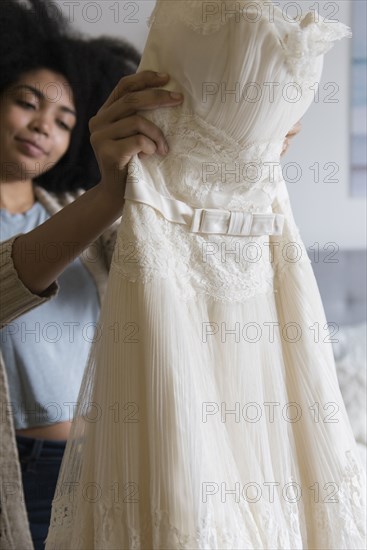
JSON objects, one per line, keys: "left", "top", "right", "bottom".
{"left": 0, "top": 234, "right": 59, "bottom": 328}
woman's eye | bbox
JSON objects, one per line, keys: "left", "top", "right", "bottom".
{"left": 57, "top": 120, "right": 71, "bottom": 131}
{"left": 17, "top": 100, "right": 36, "bottom": 109}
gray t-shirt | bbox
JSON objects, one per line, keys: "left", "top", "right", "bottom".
{"left": 0, "top": 201, "right": 100, "bottom": 429}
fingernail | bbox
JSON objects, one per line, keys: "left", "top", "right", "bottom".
{"left": 170, "top": 92, "right": 183, "bottom": 100}
{"left": 156, "top": 72, "right": 168, "bottom": 78}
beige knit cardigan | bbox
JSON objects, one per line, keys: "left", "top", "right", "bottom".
{"left": 0, "top": 185, "right": 119, "bottom": 550}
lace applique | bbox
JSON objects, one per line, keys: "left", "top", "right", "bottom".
{"left": 135, "top": 108, "right": 284, "bottom": 209}
{"left": 310, "top": 450, "right": 367, "bottom": 549}
{"left": 46, "top": 451, "right": 366, "bottom": 549}
{"left": 112, "top": 201, "right": 276, "bottom": 303}
{"left": 281, "top": 10, "right": 352, "bottom": 84}
{"left": 46, "top": 483, "right": 302, "bottom": 549}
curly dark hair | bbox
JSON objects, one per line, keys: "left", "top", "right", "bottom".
{"left": 0, "top": 0, "right": 141, "bottom": 192}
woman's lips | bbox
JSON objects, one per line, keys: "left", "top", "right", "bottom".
{"left": 15, "top": 138, "right": 46, "bottom": 158}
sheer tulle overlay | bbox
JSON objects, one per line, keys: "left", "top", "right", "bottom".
{"left": 46, "top": 1, "right": 366, "bottom": 548}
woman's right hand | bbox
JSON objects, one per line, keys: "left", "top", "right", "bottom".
{"left": 88, "top": 70, "right": 183, "bottom": 198}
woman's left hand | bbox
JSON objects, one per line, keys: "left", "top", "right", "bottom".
{"left": 281, "top": 120, "right": 302, "bottom": 157}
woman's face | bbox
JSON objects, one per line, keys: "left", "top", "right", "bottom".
{"left": 0, "top": 68, "right": 77, "bottom": 182}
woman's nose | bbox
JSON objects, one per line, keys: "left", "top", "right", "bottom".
{"left": 29, "top": 114, "right": 51, "bottom": 136}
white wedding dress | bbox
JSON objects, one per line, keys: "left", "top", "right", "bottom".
{"left": 46, "top": 1, "right": 366, "bottom": 549}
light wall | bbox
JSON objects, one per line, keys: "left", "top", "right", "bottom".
{"left": 281, "top": 0, "right": 366, "bottom": 250}
{"left": 56, "top": 0, "right": 365, "bottom": 249}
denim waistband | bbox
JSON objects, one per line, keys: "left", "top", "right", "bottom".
{"left": 16, "top": 434, "right": 67, "bottom": 464}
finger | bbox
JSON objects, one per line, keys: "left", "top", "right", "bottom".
{"left": 92, "top": 115, "right": 169, "bottom": 156}
{"left": 95, "top": 135, "right": 159, "bottom": 177}
{"left": 286, "top": 121, "right": 302, "bottom": 138}
{"left": 102, "top": 70, "right": 170, "bottom": 110}
{"left": 104, "top": 87, "right": 183, "bottom": 123}
{"left": 111, "top": 134, "right": 159, "bottom": 164}
{"left": 281, "top": 139, "right": 289, "bottom": 155}
{"left": 138, "top": 152, "right": 150, "bottom": 160}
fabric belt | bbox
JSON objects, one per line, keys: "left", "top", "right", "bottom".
{"left": 124, "top": 177, "right": 284, "bottom": 237}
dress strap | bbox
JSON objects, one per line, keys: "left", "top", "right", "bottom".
{"left": 124, "top": 177, "right": 284, "bottom": 237}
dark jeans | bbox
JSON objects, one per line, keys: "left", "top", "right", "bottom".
{"left": 16, "top": 434, "right": 66, "bottom": 550}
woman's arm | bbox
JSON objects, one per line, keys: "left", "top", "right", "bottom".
{"left": 11, "top": 182, "right": 125, "bottom": 295}
{"left": 0, "top": 235, "right": 59, "bottom": 328}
